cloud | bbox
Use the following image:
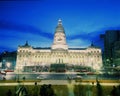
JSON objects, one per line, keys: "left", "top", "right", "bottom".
{"left": 68, "top": 25, "right": 120, "bottom": 41}
{"left": 67, "top": 26, "right": 120, "bottom": 49}
{"left": 67, "top": 31, "right": 99, "bottom": 43}
{"left": 67, "top": 38, "right": 90, "bottom": 48}
{"left": 0, "top": 20, "right": 53, "bottom": 39}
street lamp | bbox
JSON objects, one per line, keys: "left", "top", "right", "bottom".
{"left": 24, "top": 63, "right": 26, "bottom": 72}
{"left": 91, "top": 58, "right": 93, "bottom": 70}
{"left": 16, "top": 67, "right": 20, "bottom": 82}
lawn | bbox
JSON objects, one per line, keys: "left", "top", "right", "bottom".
{"left": 0, "top": 84, "right": 119, "bottom": 96}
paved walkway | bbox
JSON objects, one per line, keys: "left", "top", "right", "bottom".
{"left": 0, "top": 80, "right": 120, "bottom": 86}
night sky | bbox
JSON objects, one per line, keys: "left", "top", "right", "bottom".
{"left": 0, "top": 0, "right": 120, "bottom": 52}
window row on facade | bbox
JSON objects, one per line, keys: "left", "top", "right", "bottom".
{"left": 18, "top": 54, "right": 100, "bottom": 58}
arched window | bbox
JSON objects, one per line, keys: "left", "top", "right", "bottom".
{"left": 97, "top": 51, "right": 99, "bottom": 53}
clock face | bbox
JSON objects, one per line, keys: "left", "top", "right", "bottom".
{"left": 58, "top": 37, "right": 62, "bottom": 41}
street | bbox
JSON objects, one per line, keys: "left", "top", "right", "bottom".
{"left": 0, "top": 72, "right": 120, "bottom": 81}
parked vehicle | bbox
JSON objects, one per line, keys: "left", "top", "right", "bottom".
{"left": 36, "top": 75, "right": 47, "bottom": 80}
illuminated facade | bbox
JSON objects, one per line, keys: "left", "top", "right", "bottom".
{"left": 16, "top": 19, "right": 102, "bottom": 72}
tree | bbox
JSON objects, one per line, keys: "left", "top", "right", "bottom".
{"left": 96, "top": 80, "right": 103, "bottom": 96}
{"left": 6, "top": 89, "right": 12, "bottom": 96}
{"left": 39, "top": 84, "right": 55, "bottom": 96}
{"left": 15, "top": 85, "right": 28, "bottom": 96}
{"left": 32, "top": 82, "right": 39, "bottom": 96}
{"left": 110, "top": 86, "right": 119, "bottom": 96}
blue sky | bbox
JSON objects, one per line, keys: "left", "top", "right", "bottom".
{"left": 0, "top": 0, "right": 120, "bottom": 52}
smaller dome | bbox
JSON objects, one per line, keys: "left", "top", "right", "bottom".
{"left": 55, "top": 25, "right": 65, "bottom": 33}
{"left": 55, "top": 19, "right": 65, "bottom": 33}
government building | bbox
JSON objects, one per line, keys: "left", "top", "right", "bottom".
{"left": 15, "top": 19, "right": 102, "bottom": 72}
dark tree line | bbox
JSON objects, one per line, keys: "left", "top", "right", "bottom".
{"left": 110, "top": 85, "right": 120, "bottom": 96}
{"left": 39, "top": 84, "right": 56, "bottom": 96}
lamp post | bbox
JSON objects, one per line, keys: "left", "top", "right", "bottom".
{"left": 24, "top": 63, "right": 26, "bottom": 72}
{"left": 17, "top": 67, "right": 20, "bottom": 82}
{"left": 91, "top": 58, "right": 93, "bottom": 71}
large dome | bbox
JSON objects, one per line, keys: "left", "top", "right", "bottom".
{"left": 52, "top": 19, "right": 68, "bottom": 50}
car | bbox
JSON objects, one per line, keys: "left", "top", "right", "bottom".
{"left": 66, "top": 75, "right": 73, "bottom": 80}
{"left": 75, "top": 75, "right": 82, "bottom": 79}
{"left": 69, "top": 75, "right": 82, "bottom": 80}
{"left": 36, "top": 75, "right": 47, "bottom": 80}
